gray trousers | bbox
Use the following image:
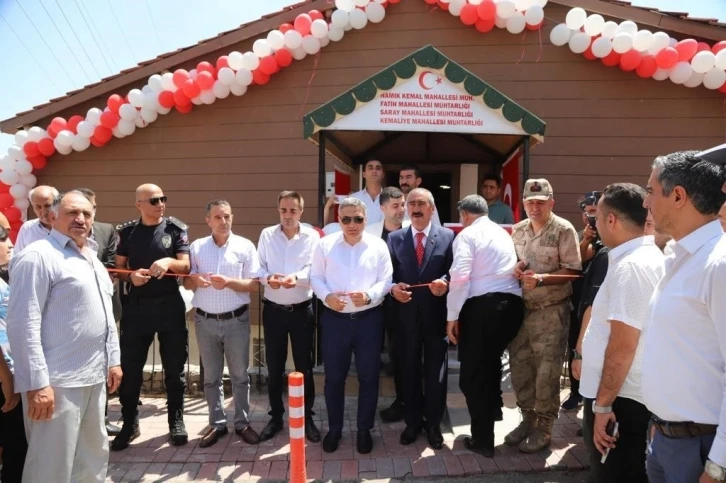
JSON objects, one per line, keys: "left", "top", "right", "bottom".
{"left": 195, "top": 310, "right": 251, "bottom": 431}
{"left": 646, "top": 428, "right": 715, "bottom": 483}
{"left": 21, "top": 382, "right": 108, "bottom": 483}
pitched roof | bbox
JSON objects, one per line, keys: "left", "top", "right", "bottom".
{"left": 1, "top": 0, "right": 724, "bottom": 134}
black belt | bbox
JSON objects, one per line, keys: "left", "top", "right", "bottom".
{"left": 263, "top": 299, "right": 311, "bottom": 312}
{"left": 652, "top": 416, "right": 718, "bottom": 439}
{"left": 325, "top": 305, "right": 380, "bottom": 320}
{"left": 126, "top": 293, "right": 180, "bottom": 306}
{"left": 196, "top": 305, "right": 248, "bottom": 321}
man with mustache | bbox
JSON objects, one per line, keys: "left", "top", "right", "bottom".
{"left": 399, "top": 166, "right": 441, "bottom": 226}
{"left": 13, "top": 185, "right": 58, "bottom": 253}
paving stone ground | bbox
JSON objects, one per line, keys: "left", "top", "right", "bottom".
{"left": 105, "top": 388, "right": 588, "bottom": 482}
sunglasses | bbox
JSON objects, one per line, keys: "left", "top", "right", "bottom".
{"left": 340, "top": 216, "right": 365, "bottom": 225}
{"left": 0, "top": 226, "right": 7, "bottom": 241}
{"left": 142, "top": 196, "right": 168, "bottom": 206}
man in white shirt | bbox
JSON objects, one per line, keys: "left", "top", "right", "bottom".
{"left": 641, "top": 149, "right": 726, "bottom": 483}
{"left": 446, "top": 195, "right": 523, "bottom": 457}
{"left": 256, "top": 191, "right": 320, "bottom": 443}
{"left": 323, "top": 159, "right": 385, "bottom": 226}
{"left": 365, "top": 186, "right": 409, "bottom": 242}
{"left": 310, "top": 197, "right": 393, "bottom": 455}
{"left": 13, "top": 185, "right": 58, "bottom": 253}
{"left": 579, "top": 183, "right": 665, "bottom": 482}
{"left": 183, "top": 200, "right": 261, "bottom": 448}
{"left": 400, "top": 165, "right": 442, "bottom": 226}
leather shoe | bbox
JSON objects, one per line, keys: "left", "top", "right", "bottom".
{"left": 235, "top": 426, "right": 260, "bottom": 445}
{"left": 323, "top": 432, "right": 341, "bottom": 453}
{"left": 259, "top": 418, "right": 283, "bottom": 442}
{"left": 199, "top": 427, "right": 228, "bottom": 448}
{"left": 305, "top": 418, "right": 321, "bottom": 443}
{"left": 379, "top": 399, "right": 404, "bottom": 423}
{"left": 105, "top": 418, "right": 121, "bottom": 437}
{"left": 426, "top": 424, "right": 444, "bottom": 450}
{"left": 357, "top": 430, "right": 373, "bottom": 454}
{"left": 400, "top": 425, "right": 421, "bottom": 445}
{"left": 464, "top": 436, "right": 494, "bottom": 458}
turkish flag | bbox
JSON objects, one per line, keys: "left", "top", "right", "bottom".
{"left": 501, "top": 150, "right": 521, "bottom": 223}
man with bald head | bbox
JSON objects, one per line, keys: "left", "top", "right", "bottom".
{"left": 14, "top": 185, "right": 59, "bottom": 253}
{"left": 111, "top": 184, "right": 191, "bottom": 451}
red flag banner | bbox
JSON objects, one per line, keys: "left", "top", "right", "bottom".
{"left": 501, "top": 150, "right": 521, "bottom": 223}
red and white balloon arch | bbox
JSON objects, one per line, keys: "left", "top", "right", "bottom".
{"left": 1, "top": 0, "right": 724, "bottom": 241}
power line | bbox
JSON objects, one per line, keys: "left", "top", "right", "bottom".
{"left": 0, "top": 12, "right": 64, "bottom": 94}
{"left": 13, "top": 0, "right": 76, "bottom": 86}
{"left": 105, "top": 0, "right": 136, "bottom": 61}
{"left": 34, "top": 0, "right": 93, "bottom": 82}
{"left": 144, "top": 0, "right": 163, "bottom": 52}
{"left": 75, "top": 0, "right": 119, "bottom": 74}
{"left": 53, "top": 0, "right": 101, "bottom": 79}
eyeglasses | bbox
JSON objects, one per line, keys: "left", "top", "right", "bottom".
{"left": 141, "top": 196, "right": 168, "bottom": 206}
{"left": 340, "top": 216, "right": 365, "bottom": 225}
{"left": 0, "top": 226, "right": 8, "bottom": 241}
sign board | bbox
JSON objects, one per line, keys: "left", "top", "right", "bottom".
{"left": 326, "top": 69, "right": 528, "bottom": 136}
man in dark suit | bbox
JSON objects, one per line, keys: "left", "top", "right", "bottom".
{"left": 388, "top": 188, "right": 454, "bottom": 449}
{"left": 78, "top": 188, "right": 123, "bottom": 436}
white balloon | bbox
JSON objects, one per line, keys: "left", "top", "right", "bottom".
{"left": 496, "top": 0, "right": 516, "bottom": 19}
{"left": 366, "top": 2, "right": 386, "bottom": 23}
{"left": 0, "top": 170, "right": 19, "bottom": 186}
{"left": 14, "top": 131, "right": 28, "bottom": 147}
{"left": 6, "top": 146, "right": 23, "bottom": 161}
{"left": 14, "top": 198, "right": 30, "bottom": 210}
{"left": 591, "top": 37, "right": 613, "bottom": 58}
{"left": 506, "top": 12, "right": 526, "bottom": 34}
{"left": 71, "top": 135, "right": 91, "bottom": 151}
{"left": 331, "top": 9, "right": 350, "bottom": 28}
{"left": 27, "top": 127, "right": 46, "bottom": 142}
{"left": 683, "top": 71, "right": 704, "bottom": 88}
{"left": 568, "top": 32, "right": 591, "bottom": 54}
{"left": 135, "top": 117, "right": 148, "bottom": 128}
{"left": 292, "top": 46, "right": 308, "bottom": 60}
{"left": 692, "top": 51, "right": 716, "bottom": 74}
{"left": 549, "top": 24, "right": 572, "bottom": 47}
{"left": 652, "top": 68, "right": 669, "bottom": 81}
{"left": 703, "top": 67, "right": 726, "bottom": 90}
{"left": 189, "top": 69, "right": 198, "bottom": 80}
{"left": 227, "top": 51, "right": 244, "bottom": 70}
{"left": 160, "top": 72, "right": 176, "bottom": 91}
{"left": 218, "top": 67, "right": 236, "bottom": 86}
{"left": 311, "top": 19, "right": 329, "bottom": 38}
{"left": 335, "top": 0, "right": 355, "bottom": 12}
{"left": 19, "top": 175, "right": 36, "bottom": 189}
{"left": 344, "top": 22, "right": 353, "bottom": 31}
{"left": 716, "top": 50, "right": 726, "bottom": 70}
{"left": 319, "top": 35, "right": 330, "bottom": 48}
{"left": 13, "top": 159, "right": 32, "bottom": 176}
{"left": 158, "top": 106, "right": 172, "bottom": 115}
{"left": 495, "top": 14, "right": 508, "bottom": 29}
{"left": 583, "top": 14, "right": 605, "bottom": 36}
{"left": 612, "top": 33, "right": 633, "bottom": 54}
{"left": 565, "top": 7, "right": 587, "bottom": 30}
{"left": 0, "top": 156, "right": 14, "bottom": 171}
{"left": 267, "top": 30, "right": 285, "bottom": 51}
{"left": 148, "top": 74, "right": 163, "bottom": 92}
{"left": 241, "top": 52, "right": 260, "bottom": 71}
{"left": 230, "top": 83, "right": 247, "bottom": 96}
{"left": 284, "top": 30, "right": 303, "bottom": 50}
{"left": 119, "top": 104, "right": 138, "bottom": 121}
{"left": 302, "top": 35, "right": 321, "bottom": 55}
{"left": 9, "top": 182, "right": 28, "bottom": 200}
{"left": 668, "top": 37, "right": 677, "bottom": 47}
{"left": 601, "top": 21, "right": 619, "bottom": 39}
{"left": 449, "top": 0, "right": 466, "bottom": 16}
{"left": 75, "top": 121, "right": 93, "bottom": 138}
{"left": 632, "top": 30, "right": 654, "bottom": 52}
{"left": 141, "top": 85, "right": 152, "bottom": 95}
{"left": 532, "top": 0, "right": 547, "bottom": 5}
{"left": 668, "top": 61, "right": 692, "bottom": 84}
{"left": 56, "top": 130, "right": 74, "bottom": 148}
{"left": 649, "top": 31, "right": 670, "bottom": 54}
{"left": 191, "top": 96, "right": 203, "bottom": 106}
{"left": 145, "top": 93, "right": 160, "bottom": 111}
{"left": 140, "top": 108, "right": 158, "bottom": 123}
{"left": 127, "top": 89, "right": 144, "bottom": 108}
{"left": 112, "top": 127, "right": 126, "bottom": 139}
{"left": 212, "top": 80, "right": 231, "bottom": 99}
{"left": 349, "top": 9, "right": 368, "bottom": 29}
{"left": 200, "top": 90, "right": 216, "bottom": 105}
{"left": 86, "top": 108, "right": 103, "bottom": 126}
{"left": 253, "top": 39, "right": 272, "bottom": 58}
{"left": 514, "top": 0, "right": 532, "bottom": 11}
{"left": 617, "top": 20, "right": 638, "bottom": 35}
{"left": 117, "top": 119, "right": 136, "bottom": 136}
{"left": 235, "top": 68, "right": 253, "bottom": 86}
{"left": 353, "top": 0, "right": 370, "bottom": 6}
{"left": 328, "top": 26, "right": 345, "bottom": 42}
{"left": 524, "top": 6, "right": 543, "bottom": 26}
{"left": 469, "top": 0, "right": 482, "bottom": 5}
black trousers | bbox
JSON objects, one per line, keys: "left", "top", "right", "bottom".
{"left": 262, "top": 301, "right": 316, "bottom": 419}
{"left": 0, "top": 382, "right": 27, "bottom": 483}
{"left": 118, "top": 293, "right": 188, "bottom": 423}
{"left": 583, "top": 397, "right": 650, "bottom": 483}
{"left": 383, "top": 296, "right": 403, "bottom": 404}
{"left": 396, "top": 308, "right": 448, "bottom": 429}
{"left": 567, "top": 309, "right": 581, "bottom": 394}
{"left": 459, "top": 293, "right": 524, "bottom": 448}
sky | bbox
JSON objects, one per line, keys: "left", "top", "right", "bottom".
{"left": 0, "top": 0, "right": 724, "bottom": 153}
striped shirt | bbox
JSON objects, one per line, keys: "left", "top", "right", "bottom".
{"left": 14, "top": 218, "right": 51, "bottom": 254}
{"left": 189, "top": 233, "right": 260, "bottom": 313}
{"left": 7, "top": 230, "right": 120, "bottom": 393}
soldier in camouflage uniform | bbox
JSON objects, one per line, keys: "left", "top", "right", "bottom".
{"left": 505, "top": 179, "right": 582, "bottom": 453}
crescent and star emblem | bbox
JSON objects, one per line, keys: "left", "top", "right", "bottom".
{"left": 418, "top": 70, "right": 442, "bottom": 90}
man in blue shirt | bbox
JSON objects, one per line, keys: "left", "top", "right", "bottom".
{"left": 480, "top": 175, "right": 515, "bottom": 225}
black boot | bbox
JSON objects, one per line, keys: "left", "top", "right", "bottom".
{"left": 105, "top": 416, "right": 122, "bottom": 437}
{"left": 169, "top": 408, "right": 188, "bottom": 446}
{"left": 379, "top": 399, "right": 404, "bottom": 423}
{"left": 110, "top": 419, "right": 140, "bottom": 451}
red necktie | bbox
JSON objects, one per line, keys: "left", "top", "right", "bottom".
{"left": 415, "top": 232, "right": 425, "bottom": 267}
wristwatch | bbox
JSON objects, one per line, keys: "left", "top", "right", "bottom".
{"left": 706, "top": 460, "right": 726, "bottom": 481}
{"left": 535, "top": 276, "right": 545, "bottom": 287}
{"left": 592, "top": 401, "right": 613, "bottom": 414}
{"left": 572, "top": 349, "right": 583, "bottom": 360}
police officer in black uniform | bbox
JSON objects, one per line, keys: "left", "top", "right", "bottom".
{"left": 111, "top": 184, "right": 191, "bottom": 451}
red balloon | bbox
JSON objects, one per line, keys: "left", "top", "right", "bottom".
{"left": 675, "top": 39, "right": 698, "bottom": 61}
{"left": 197, "top": 61, "right": 216, "bottom": 78}
{"left": 259, "top": 56, "right": 279, "bottom": 75}
{"left": 477, "top": 0, "right": 496, "bottom": 21}
{"left": 0, "top": 194, "right": 13, "bottom": 209}
{"left": 294, "top": 14, "right": 312, "bottom": 35}
{"left": 275, "top": 49, "right": 293, "bottom": 67}
{"left": 172, "top": 69, "right": 190, "bottom": 89}
{"left": 583, "top": 46, "right": 597, "bottom": 61}
{"left": 437, "top": 0, "right": 449, "bottom": 11}
{"left": 107, "top": 94, "right": 124, "bottom": 115}
{"left": 719, "top": 83, "right": 726, "bottom": 94}
{"left": 47, "top": 124, "right": 59, "bottom": 139}
{"left": 713, "top": 41, "right": 726, "bottom": 55}
{"left": 23, "top": 142, "right": 40, "bottom": 158}
{"left": 279, "top": 23, "right": 294, "bottom": 33}
{"left": 308, "top": 10, "right": 323, "bottom": 21}
{"left": 0, "top": 183, "right": 9, "bottom": 193}
{"left": 38, "top": 138, "right": 55, "bottom": 157}
{"left": 27, "top": 156, "right": 47, "bottom": 170}
{"left": 252, "top": 69, "right": 270, "bottom": 85}
{"left": 49, "top": 117, "right": 67, "bottom": 135}
{"left": 460, "top": 4, "right": 478, "bottom": 25}
{"left": 182, "top": 79, "right": 201, "bottom": 99}
{"left": 697, "top": 42, "right": 711, "bottom": 53}
{"left": 636, "top": 55, "right": 657, "bottom": 78}
{"left": 197, "top": 71, "right": 215, "bottom": 90}
{"left": 602, "top": 51, "right": 621, "bottom": 67}
{"left": 526, "top": 21, "right": 543, "bottom": 31}
{"left": 475, "top": 18, "right": 495, "bottom": 33}
{"left": 216, "top": 56, "right": 229, "bottom": 70}
{"left": 100, "top": 110, "right": 119, "bottom": 129}
{"left": 655, "top": 47, "right": 678, "bottom": 69}
{"left": 10, "top": 220, "right": 21, "bottom": 231}
{"left": 3, "top": 207, "right": 21, "bottom": 223}
{"left": 90, "top": 136, "right": 106, "bottom": 148}
{"left": 67, "top": 115, "right": 84, "bottom": 133}
{"left": 173, "top": 89, "right": 191, "bottom": 106}
{"left": 619, "top": 49, "right": 642, "bottom": 71}
{"left": 176, "top": 103, "right": 193, "bottom": 114}
{"left": 158, "top": 91, "right": 175, "bottom": 109}
{"left": 424, "top": 0, "right": 437, "bottom": 4}
{"left": 388, "top": 0, "right": 400, "bottom": 3}
{"left": 94, "top": 125, "right": 112, "bottom": 143}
